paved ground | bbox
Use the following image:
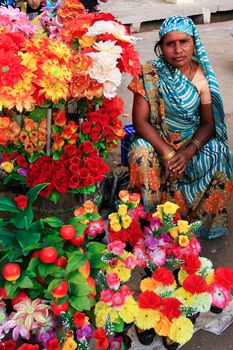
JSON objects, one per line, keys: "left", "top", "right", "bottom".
{"left": 105, "top": 10, "right": 233, "bottom": 350}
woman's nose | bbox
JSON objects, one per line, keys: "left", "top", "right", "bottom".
{"left": 174, "top": 42, "right": 183, "bottom": 53}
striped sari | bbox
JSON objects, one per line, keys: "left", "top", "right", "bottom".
{"left": 128, "top": 59, "right": 233, "bottom": 239}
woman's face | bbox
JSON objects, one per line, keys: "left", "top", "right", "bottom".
{"left": 160, "top": 31, "right": 194, "bottom": 69}
{"left": 27, "top": 0, "right": 42, "bottom": 10}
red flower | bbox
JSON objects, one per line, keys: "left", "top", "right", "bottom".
{"left": 183, "top": 274, "right": 208, "bottom": 294}
{"left": 64, "top": 144, "right": 78, "bottom": 155}
{"left": 17, "top": 345, "right": 39, "bottom": 350}
{"left": 79, "top": 141, "right": 94, "bottom": 154}
{"left": 214, "top": 267, "right": 233, "bottom": 289}
{"left": 138, "top": 291, "right": 161, "bottom": 310}
{"left": 14, "top": 195, "right": 28, "bottom": 210}
{"left": 181, "top": 254, "right": 201, "bottom": 274}
{"left": 161, "top": 298, "right": 182, "bottom": 321}
{"left": 152, "top": 267, "right": 175, "bottom": 285}
{"left": 47, "top": 338, "right": 60, "bottom": 350}
{"left": 173, "top": 211, "right": 182, "bottom": 224}
{"left": 118, "top": 43, "right": 141, "bottom": 77}
{"left": 52, "top": 166, "right": 70, "bottom": 194}
{"left": 69, "top": 175, "right": 81, "bottom": 189}
{"left": 93, "top": 328, "right": 109, "bottom": 350}
{"left": 0, "top": 50, "right": 26, "bottom": 87}
{"left": 73, "top": 311, "right": 86, "bottom": 328}
{"left": 16, "top": 156, "right": 28, "bottom": 168}
{"left": 0, "top": 340, "right": 16, "bottom": 350}
{"left": 81, "top": 121, "right": 92, "bottom": 134}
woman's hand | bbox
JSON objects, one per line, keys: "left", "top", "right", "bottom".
{"left": 167, "top": 148, "right": 194, "bottom": 179}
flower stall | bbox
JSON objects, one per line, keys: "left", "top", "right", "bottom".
{"left": 1, "top": 1, "right": 233, "bottom": 350}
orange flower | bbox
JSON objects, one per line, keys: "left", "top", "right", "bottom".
{"left": 148, "top": 168, "right": 160, "bottom": 191}
{"left": 203, "top": 191, "right": 226, "bottom": 214}
{"left": 85, "top": 80, "right": 103, "bottom": 100}
{"left": 71, "top": 53, "right": 93, "bottom": 76}
{"left": 19, "top": 131, "right": 29, "bottom": 144}
{"left": 24, "top": 141, "right": 34, "bottom": 154}
{"left": 74, "top": 207, "right": 86, "bottom": 217}
{"left": 118, "top": 190, "right": 129, "bottom": 202}
{"left": 30, "top": 131, "right": 38, "bottom": 144}
{"left": 224, "top": 178, "right": 233, "bottom": 194}
{"left": 154, "top": 315, "right": 171, "bottom": 336}
{"left": 24, "top": 117, "right": 37, "bottom": 132}
{"left": 140, "top": 277, "right": 158, "bottom": 292}
{"left": 129, "top": 193, "right": 141, "bottom": 205}
{"left": 53, "top": 110, "right": 66, "bottom": 127}
{"left": 83, "top": 200, "right": 95, "bottom": 213}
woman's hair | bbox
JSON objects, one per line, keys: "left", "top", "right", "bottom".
{"left": 154, "top": 37, "right": 164, "bottom": 58}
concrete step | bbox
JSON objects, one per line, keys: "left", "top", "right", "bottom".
{"left": 102, "top": 0, "right": 233, "bottom": 32}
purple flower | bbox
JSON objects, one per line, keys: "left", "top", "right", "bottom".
{"left": 109, "top": 337, "right": 123, "bottom": 350}
{"left": 36, "top": 331, "right": 57, "bottom": 347}
{"left": 145, "top": 236, "right": 159, "bottom": 250}
{"left": 150, "top": 217, "right": 161, "bottom": 231}
{"left": 17, "top": 168, "right": 28, "bottom": 176}
{"left": 159, "top": 234, "right": 173, "bottom": 245}
{"left": 76, "top": 325, "right": 93, "bottom": 340}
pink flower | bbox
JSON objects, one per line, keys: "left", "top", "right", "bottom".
{"left": 100, "top": 290, "right": 114, "bottom": 306}
{"left": 112, "top": 293, "right": 125, "bottom": 311}
{"left": 2, "top": 319, "right": 30, "bottom": 341}
{"left": 106, "top": 273, "right": 120, "bottom": 290}
{"left": 87, "top": 219, "right": 104, "bottom": 237}
{"left": 133, "top": 244, "right": 147, "bottom": 267}
{"left": 119, "top": 285, "right": 134, "bottom": 299}
{"left": 148, "top": 247, "right": 166, "bottom": 267}
{"left": 209, "top": 283, "right": 232, "bottom": 309}
{"left": 107, "top": 241, "right": 126, "bottom": 256}
{"left": 123, "top": 256, "right": 138, "bottom": 269}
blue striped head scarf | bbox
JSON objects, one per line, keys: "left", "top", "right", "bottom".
{"left": 158, "top": 15, "right": 228, "bottom": 145}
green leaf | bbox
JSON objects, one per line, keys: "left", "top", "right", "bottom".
{"left": 70, "top": 279, "right": 93, "bottom": 296}
{"left": 69, "top": 295, "right": 91, "bottom": 311}
{"left": 41, "top": 217, "right": 63, "bottom": 228}
{"left": 27, "top": 184, "right": 49, "bottom": 207}
{"left": 5, "top": 281, "right": 19, "bottom": 299}
{"left": 29, "top": 108, "right": 47, "bottom": 122}
{"left": 38, "top": 263, "right": 57, "bottom": 278}
{"left": 86, "top": 241, "right": 106, "bottom": 254}
{"left": 18, "top": 275, "right": 34, "bottom": 289}
{"left": 0, "top": 197, "right": 19, "bottom": 213}
{"left": 48, "top": 190, "right": 61, "bottom": 204}
{"left": 16, "top": 230, "right": 41, "bottom": 254}
{"left": 88, "top": 254, "right": 106, "bottom": 269}
{"left": 27, "top": 257, "right": 40, "bottom": 271}
{"left": 114, "top": 320, "right": 125, "bottom": 332}
{"left": 66, "top": 252, "right": 87, "bottom": 275}
{"left": 66, "top": 219, "right": 87, "bottom": 236}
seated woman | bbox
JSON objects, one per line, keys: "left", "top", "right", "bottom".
{"left": 128, "top": 15, "right": 233, "bottom": 239}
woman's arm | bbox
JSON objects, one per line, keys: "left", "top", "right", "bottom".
{"left": 168, "top": 102, "right": 215, "bottom": 177}
{"left": 132, "top": 93, "right": 177, "bottom": 181}
{"left": 132, "top": 93, "right": 174, "bottom": 157}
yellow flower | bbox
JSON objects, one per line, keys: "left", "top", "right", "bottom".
{"left": 169, "top": 316, "right": 194, "bottom": 345}
{"left": 106, "top": 263, "right": 131, "bottom": 282}
{"left": 108, "top": 212, "right": 118, "bottom": 221}
{"left": 110, "top": 219, "right": 121, "bottom": 232}
{"left": 169, "top": 227, "right": 179, "bottom": 239}
{"left": 121, "top": 215, "right": 132, "bottom": 229}
{"left": 154, "top": 315, "right": 171, "bottom": 337}
{"left": 152, "top": 210, "right": 163, "bottom": 220}
{"left": 178, "top": 235, "right": 190, "bottom": 247}
{"left": 117, "top": 204, "right": 128, "bottom": 217}
{"left": 61, "top": 336, "right": 77, "bottom": 350}
{"left": 177, "top": 220, "right": 189, "bottom": 234}
{"left": 135, "top": 309, "right": 160, "bottom": 330}
{"left": 175, "top": 288, "right": 194, "bottom": 307}
{"left": 163, "top": 202, "right": 179, "bottom": 215}
{"left": 178, "top": 269, "right": 188, "bottom": 285}
{"left": 119, "top": 296, "right": 139, "bottom": 323}
{"left": 95, "top": 305, "right": 119, "bottom": 327}
{"left": 205, "top": 272, "right": 215, "bottom": 285}
{"left": 1, "top": 161, "right": 14, "bottom": 173}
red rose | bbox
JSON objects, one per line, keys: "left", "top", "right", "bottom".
{"left": 90, "top": 128, "right": 102, "bottom": 143}
{"left": 79, "top": 168, "right": 90, "bottom": 179}
{"left": 64, "top": 144, "right": 77, "bottom": 155}
{"left": 81, "top": 121, "right": 92, "bottom": 134}
{"left": 14, "top": 195, "right": 28, "bottom": 210}
{"left": 52, "top": 169, "right": 70, "bottom": 194}
{"left": 79, "top": 141, "right": 94, "bottom": 154}
{"left": 47, "top": 338, "right": 60, "bottom": 350}
{"left": 69, "top": 175, "right": 81, "bottom": 189}
{"left": 0, "top": 340, "right": 16, "bottom": 350}
{"left": 11, "top": 151, "right": 20, "bottom": 159}
{"left": 60, "top": 153, "right": 70, "bottom": 167}
{"left": 16, "top": 156, "right": 28, "bottom": 168}
{"left": 70, "top": 155, "right": 82, "bottom": 165}
{"left": 82, "top": 175, "right": 95, "bottom": 187}
{"left": 85, "top": 157, "right": 99, "bottom": 171}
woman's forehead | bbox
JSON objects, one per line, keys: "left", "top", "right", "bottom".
{"left": 163, "top": 31, "right": 192, "bottom": 41}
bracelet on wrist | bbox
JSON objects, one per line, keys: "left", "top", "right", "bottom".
{"left": 162, "top": 150, "right": 176, "bottom": 161}
{"left": 190, "top": 139, "right": 201, "bottom": 153}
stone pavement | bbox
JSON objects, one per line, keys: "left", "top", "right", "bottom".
{"left": 102, "top": 0, "right": 233, "bottom": 32}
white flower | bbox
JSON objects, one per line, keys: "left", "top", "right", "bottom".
{"left": 86, "top": 20, "right": 137, "bottom": 43}
{"left": 93, "top": 40, "right": 122, "bottom": 56}
{"left": 192, "top": 292, "right": 212, "bottom": 313}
